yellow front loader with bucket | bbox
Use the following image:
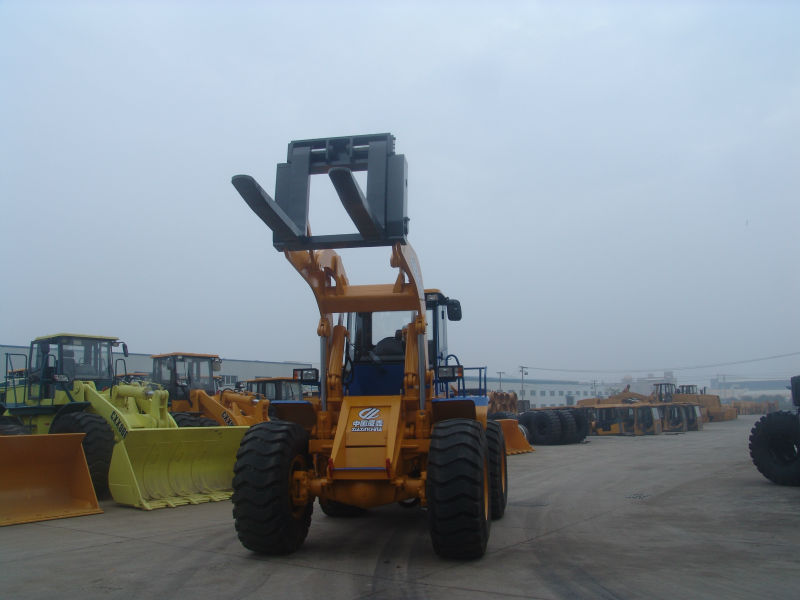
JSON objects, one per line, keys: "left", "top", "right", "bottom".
{"left": 1, "top": 334, "right": 246, "bottom": 517}
{"left": 150, "top": 352, "right": 271, "bottom": 427}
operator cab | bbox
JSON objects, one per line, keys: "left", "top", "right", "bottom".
{"left": 342, "top": 289, "right": 463, "bottom": 397}
{"left": 151, "top": 353, "right": 221, "bottom": 401}
{"left": 25, "top": 334, "right": 125, "bottom": 400}
{"left": 245, "top": 377, "right": 304, "bottom": 401}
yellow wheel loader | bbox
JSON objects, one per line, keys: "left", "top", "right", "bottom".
{"left": 229, "top": 133, "right": 508, "bottom": 559}
{"left": 1, "top": 334, "right": 246, "bottom": 513}
{"left": 151, "top": 352, "right": 270, "bottom": 427}
{"left": 653, "top": 383, "right": 703, "bottom": 431}
{"left": 673, "top": 383, "right": 736, "bottom": 423}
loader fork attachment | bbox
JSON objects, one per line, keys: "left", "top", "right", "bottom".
{"left": 233, "top": 133, "right": 408, "bottom": 251}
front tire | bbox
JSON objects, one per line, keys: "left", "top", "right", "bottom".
{"left": 426, "top": 419, "right": 490, "bottom": 559}
{"left": 50, "top": 412, "right": 114, "bottom": 498}
{"left": 0, "top": 415, "right": 29, "bottom": 435}
{"left": 232, "top": 421, "right": 313, "bottom": 554}
{"left": 749, "top": 411, "right": 800, "bottom": 486}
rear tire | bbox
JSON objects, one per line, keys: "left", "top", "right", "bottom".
{"left": 232, "top": 421, "right": 313, "bottom": 554}
{"left": 485, "top": 420, "right": 508, "bottom": 520}
{"left": 50, "top": 412, "right": 114, "bottom": 498}
{"left": 749, "top": 411, "right": 800, "bottom": 486}
{"left": 197, "top": 417, "right": 219, "bottom": 427}
{"left": 427, "top": 419, "right": 490, "bottom": 559}
{"left": 172, "top": 412, "right": 201, "bottom": 427}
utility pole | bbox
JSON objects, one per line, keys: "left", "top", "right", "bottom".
{"left": 519, "top": 365, "right": 528, "bottom": 399}
{"left": 497, "top": 371, "right": 505, "bottom": 390}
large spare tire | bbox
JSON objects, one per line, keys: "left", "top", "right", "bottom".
{"left": 519, "top": 410, "right": 562, "bottom": 445}
{"left": 570, "top": 408, "right": 590, "bottom": 442}
{"left": 488, "top": 411, "right": 518, "bottom": 421}
{"left": 555, "top": 409, "right": 578, "bottom": 444}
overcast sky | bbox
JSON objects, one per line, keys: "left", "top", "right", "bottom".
{"left": 1, "top": 1, "right": 798, "bottom": 386}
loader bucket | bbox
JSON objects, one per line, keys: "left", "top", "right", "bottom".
{"left": 108, "top": 426, "right": 248, "bottom": 510}
{"left": 0, "top": 434, "right": 102, "bottom": 526}
{"left": 497, "top": 419, "right": 534, "bottom": 455}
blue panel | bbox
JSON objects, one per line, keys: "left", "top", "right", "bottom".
{"left": 431, "top": 395, "right": 490, "bottom": 407}
{"left": 347, "top": 363, "right": 404, "bottom": 396}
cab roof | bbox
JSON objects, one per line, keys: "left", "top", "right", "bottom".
{"left": 151, "top": 352, "right": 220, "bottom": 359}
{"left": 34, "top": 333, "right": 119, "bottom": 342}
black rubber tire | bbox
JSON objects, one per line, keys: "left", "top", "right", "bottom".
{"left": 0, "top": 415, "right": 29, "bottom": 435}
{"left": 232, "top": 421, "right": 313, "bottom": 554}
{"left": 749, "top": 411, "right": 800, "bottom": 486}
{"left": 318, "top": 498, "right": 367, "bottom": 517}
{"left": 426, "top": 418, "right": 490, "bottom": 559}
{"left": 485, "top": 420, "right": 508, "bottom": 520}
{"left": 517, "top": 411, "right": 536, "bottom": 443}
{"left": 50, "top": 412, "right": 114, "bottom": 498}
{"left": 172, "top": 412, "right": 201, "bottom": 427}
{"left": 570, "top": 408, "right": 590, "bottom": 442}
{"left": 488, "top": 411, "right": 517, "bottom": 421}
{"left": 520, "top": 410, "right": 562, "bottom": 445}
{"left": 197, "top": 417, "right": 220, "bottom": 427}
{"left": 556, "top": 409, "right": 578, "bottom": 444}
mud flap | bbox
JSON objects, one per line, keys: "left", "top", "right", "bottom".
{"left": 0, "top": 434, "right": 102, "bottom": 526}
{"left": 496, "top": 419, "right": 534, "bottom": 455}
{"left": 109, "top": 426, "right": 248, "bottom": 510}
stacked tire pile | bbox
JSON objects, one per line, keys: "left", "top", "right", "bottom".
{"left": 489, "top": 408, "right": 589, "bottom": 445}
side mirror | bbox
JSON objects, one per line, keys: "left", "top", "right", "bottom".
{"left": 446, "top": 299, "right": 462, "bottom": 321}
{"left": 122, "top": 343, "right": 129, "bottom": 358}
{"left": 436, "top": 365, "right": 463, "bottom": 382}
{"left": 791, "top": 375, "right": 800, "bottom": 407}
{"left": 293, "top": 368, "right": 319, "bottom": 384}
{"left": 213, "top": 358, "right": 222, "bottom": 372}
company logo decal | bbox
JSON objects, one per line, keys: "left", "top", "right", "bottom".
{"left": 110, "top": 411, "right": 128, "bottom": 439}
{"left": 351, "top": 407, "right": 384, "bottom": 432}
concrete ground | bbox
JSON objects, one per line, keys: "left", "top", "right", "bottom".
{"left": 2, "top": 414, "right": 797, "bottom": 600}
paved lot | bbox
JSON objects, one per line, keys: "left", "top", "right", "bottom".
{"left": 2, "top": 414, "right": 798, "bottom": 600}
